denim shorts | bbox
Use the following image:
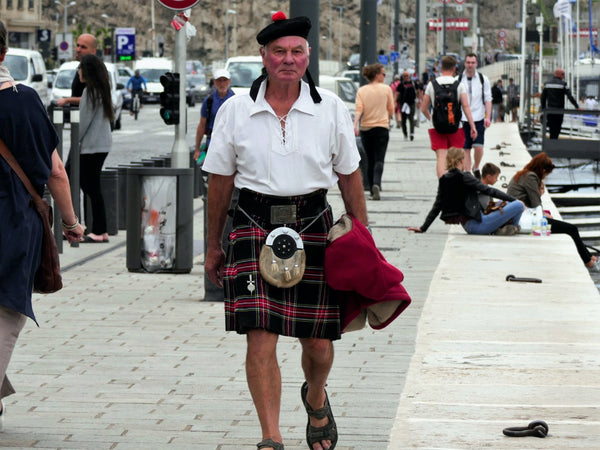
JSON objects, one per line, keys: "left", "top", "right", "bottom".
{"left": 462, "top": 120, "right": 485, "bottom": 148}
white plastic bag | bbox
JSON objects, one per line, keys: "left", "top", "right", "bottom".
{"left": 518, "top": 205, "right": 543, "bottom": 234}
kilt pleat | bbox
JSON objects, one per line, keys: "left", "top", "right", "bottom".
{"left": 224, "top": 203, "right": 340, "bottom": 340}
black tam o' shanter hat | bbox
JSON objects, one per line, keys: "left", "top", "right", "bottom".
{"left": 250, "top": 11, "right": 321, "bottom": 103}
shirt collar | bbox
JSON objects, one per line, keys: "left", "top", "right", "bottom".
{"left": 249, "top": 79, "right": 316, "bottom": 117}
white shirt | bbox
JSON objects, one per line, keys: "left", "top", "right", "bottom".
{"left": 459, "top": 71, "right": 492, "bottom": 122}
{"left": 203, "top": 79, "right": 360, "bottom": 196}
{"left": 424, "top": 75, "right": 467, "bottom": 129}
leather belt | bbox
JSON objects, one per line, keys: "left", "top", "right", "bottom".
{"left": 238, "top": 188, "right": 328, "bottom": 225}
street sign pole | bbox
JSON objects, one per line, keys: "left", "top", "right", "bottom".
{"left": 171, "top": 22, "right": 188, "bottom": 168}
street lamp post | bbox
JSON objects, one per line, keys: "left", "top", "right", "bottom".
{"left": 227, "top": 9, "right": 237, "bottom": 58}
{"left": 334, "top": 5, "right": 346, "bottom": 69}
{"left": 55, "top": 0, "right": 76, "bottom": 40}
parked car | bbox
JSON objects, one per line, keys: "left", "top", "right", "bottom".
{"left": 346, "top": 53, "right": 360, "bottom": 70}
{"left": 319, "top": 75, "right": 358, "bottom": 121}
{"left": 225, "top": 55, "right": 263, "bottom": 95}
{"left": 134, "top": 57, "right": 173, "bottom": 103}
{"left": 335, "top": 69, "right": 362, "bottom": 88}
{"left": 51, "top": 60, "right": 124, "bottom": 129}
{"left": 186, "top": 73, "right": 210, "bottom": 104}
{"left": 186, "top": 60, "right": 204, "bottom": 75}
{"left": 116, "top": 65, "right": 134, "bottom": 110}
{"left": 4, "top": 48, "right": 49, "bottom": 106}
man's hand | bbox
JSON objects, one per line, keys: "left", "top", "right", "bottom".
{"left": 469, "top": 125, "right": 478, "bottom": 140}
{"left": 484, "top": 118, "right": 491, "bottom": 128}
{"left": 56, "top": 98, "right": 69, "bottom": 107}
{"left": 205, "top": 246, "right": 226, "bottom": 287}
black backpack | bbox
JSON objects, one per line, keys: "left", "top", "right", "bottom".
{"left": 431, "top": 79, "right": 462, "bottom": 134}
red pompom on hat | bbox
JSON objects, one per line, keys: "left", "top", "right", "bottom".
{"left": 271, "top": 11, "right": 287, "bottom": 21}
{"left": 256, "top": 12, "right": 311, "bottom": 45}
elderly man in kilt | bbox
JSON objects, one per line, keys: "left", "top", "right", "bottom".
{"left": 202, "top": 11, "right": 368, "bottom": 450}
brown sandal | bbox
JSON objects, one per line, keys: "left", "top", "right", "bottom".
{"left": 257, "top": 438, "right": 284, "bottom": 450}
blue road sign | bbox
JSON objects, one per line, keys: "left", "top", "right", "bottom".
{"left": 378, "top": 54, "right": 389, "bottom": 65}
{"left": 116, "top": 28, "right": 136, "bottom": 60}
{"left": 390, "top": 51, "right": 400, "bottom": 63}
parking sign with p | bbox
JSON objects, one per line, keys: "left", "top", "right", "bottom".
{"left": 115, "top": 28, "right": 136, "bottom": 61}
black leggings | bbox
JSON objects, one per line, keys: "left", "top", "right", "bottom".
{"left": 80, "top": 153, "right": 108, "bottom": 235}
{"left": 548, "top": 217, "right": 592, "bottom": 264}
{"left": 360, "top": 127, "right": 389, "bottom": 191}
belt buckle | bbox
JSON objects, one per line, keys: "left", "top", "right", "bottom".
{"left": 271, "top": 205, "right": 296, "bottom": 224}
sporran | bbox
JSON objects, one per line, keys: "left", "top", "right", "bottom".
{"left": 259, "top": 226, "right": 306, "bottom": 288}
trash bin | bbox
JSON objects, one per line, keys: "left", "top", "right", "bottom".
{"left": 83, "top": 168, "right": 119, "bottom": 236}
{"left": 126, "top": 167, "right": 194, "bottom": 273}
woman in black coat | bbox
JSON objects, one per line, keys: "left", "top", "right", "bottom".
{"left": 409, "top": 147, "right": 524, "bottom": 235}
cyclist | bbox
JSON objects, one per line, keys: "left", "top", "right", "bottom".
{"left": 126, "top": 70, "right": 147, "bottom": 115}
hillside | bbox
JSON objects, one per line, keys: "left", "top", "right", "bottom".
{"left": 38, "top": 0, "right": 590, "bottom": 69}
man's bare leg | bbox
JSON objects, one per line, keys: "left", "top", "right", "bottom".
{"left": 463, "top": 149, "right": 473, "bottom": 173}
{"left": 473, "top": 145, "right": 484, "bottom": 172}
{"left": 246, "top": 329, "right": 282, "bottom": 448}
{"left": 299, "top": 337, "right": 335, "bottom": 450}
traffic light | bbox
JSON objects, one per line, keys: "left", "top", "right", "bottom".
{"left": 51, "top": 46, "right": 58, "bottom": 60}
{"left": 159, "top": 72, "right": 180, "bottom": 125}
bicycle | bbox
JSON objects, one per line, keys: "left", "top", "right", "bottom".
{"left": 131, "top": 90, "right": 144, "bottom": 120}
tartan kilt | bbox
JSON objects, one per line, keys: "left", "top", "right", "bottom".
{"left": 223, "top": 200, "right": 340, "bottom": 340}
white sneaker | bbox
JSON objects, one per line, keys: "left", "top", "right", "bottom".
{"left": 0, "top": 399, "right": 5, "bottom": 433}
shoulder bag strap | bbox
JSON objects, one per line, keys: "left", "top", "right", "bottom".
{"left": 0, "top": 137, "right": 45, "bottom": 209}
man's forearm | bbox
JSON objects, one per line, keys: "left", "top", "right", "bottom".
{"left": 337, "top": 170, "right": 368, "bottom": 226}
{"left": 206, "top": 174, "right": 235, "bottom": 250}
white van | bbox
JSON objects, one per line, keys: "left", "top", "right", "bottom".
{"left": 4, "top": 49, "right": 49, "bottom": 106}
{"left": 51, "top": 60, "right": 124, "bottom": 129}
{"left": 134, "top": 57, "right": 173, "bottom": 103}
{"left": 224, "top": 56, "right": 263, "bottom": 95}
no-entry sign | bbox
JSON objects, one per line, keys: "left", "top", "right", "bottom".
{"left": 156, "top": 0, "right": 200, "bottom": 10}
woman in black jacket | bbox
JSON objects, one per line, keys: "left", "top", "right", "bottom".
{"left": 409, "top": 147, "right": 524, "bottom": 235}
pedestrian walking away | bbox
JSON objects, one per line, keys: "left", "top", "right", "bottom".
{"left": 201, "top": 11, "right": 368, "bottom": 450}
{"left": 396, "top": 70, "right": 418, "bottom": 142}
{"left": 0, "top": 19, "right": 85, "bottom": 433}
{"left": 353, "top": 63, "right": 394, "bottom": 200}
{"left": 459, "top": 53, "right": 492, "bottom": 179}
{"left": 506, "top": 78, "right": 519, "bottom": 122}
{"left": 194, "top": 68, "right": 234, "bottom": 163}
{"left": 491, "top": 79, "right": 504, "bottom": 122}
{"left": 420, "top": 55, "right": 477, "bottom": 178}
{"left": 540, "top": 68, "right": 579, "bottom": 139}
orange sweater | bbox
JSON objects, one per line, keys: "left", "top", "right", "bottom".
{"left": 355, "top": 82, "right": 395, "bottom": 130}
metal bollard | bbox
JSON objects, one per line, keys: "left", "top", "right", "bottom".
{"left": 68, "top": 107, "right": 80, "bottom": 248}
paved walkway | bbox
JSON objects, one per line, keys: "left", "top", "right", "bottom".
{"left": 2, "top": 122, "right": 598, "bottom": 449}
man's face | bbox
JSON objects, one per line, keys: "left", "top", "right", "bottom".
{"left": 260, "top": 36, "right": 310, "bottom": 84}
{"left": 464, "top": 56, "right": 478, "bottom": 74}
{"left": 214, "top": 77, "right": 231, "bottom": 96}
{"left": 482, "top": 173, "right": 499, "bottom": 186}
{"left": 76, "top": 35, "right": 95, "bottom": 61}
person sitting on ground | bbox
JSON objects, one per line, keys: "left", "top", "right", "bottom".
{"left": 408, "top": 147, "right": 524, "bottom": 235}
{"left": 507, "top": 152, "right": 599, "bottom": 271}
